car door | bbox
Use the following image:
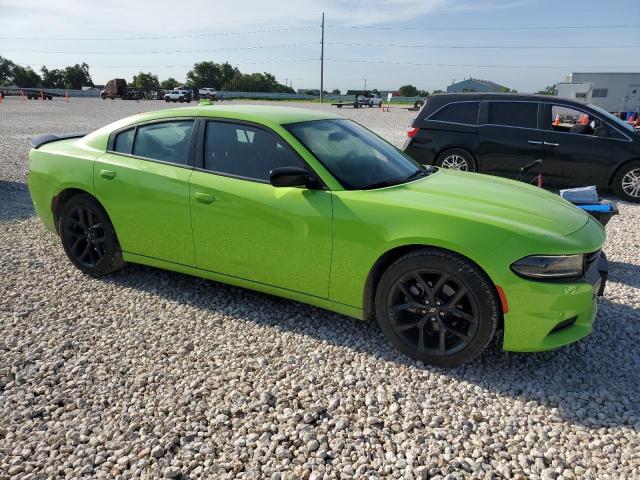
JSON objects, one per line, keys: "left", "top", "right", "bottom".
{"left": 540, "top": 103, "right": 630, "bottom": 187}
{"left": 189, "top": 120, "right": 333, "bottom": 298}
{"left": 477, "top": 100, "right": 544, "bottom": 179}
{"left": 94, "top": 119, "right": 197, "bottom": 265}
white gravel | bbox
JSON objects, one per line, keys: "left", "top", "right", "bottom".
{"left": 1, "top": 97, "right": 639, "bottom": 479}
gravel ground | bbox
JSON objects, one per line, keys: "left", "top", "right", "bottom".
{"left": 1, "top": 98, "right": 639, "bottom": 479}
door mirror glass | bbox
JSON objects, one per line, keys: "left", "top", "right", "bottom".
{"left": 270, "top": 167, "right": 311, "bottom": 188}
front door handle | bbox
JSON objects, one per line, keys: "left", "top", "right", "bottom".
{"left": 527, "top": 140, "right": 543, "bottom": 145}
{"left": 100, "top": 169, "right": 116, "bottom": 180}
{"left": 544, "top": 141, "right": 560, "bottom": 147}
{"left": 194, "top": 192, "right": 215, "bottom": 204}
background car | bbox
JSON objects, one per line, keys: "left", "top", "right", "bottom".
{"left": 164, "top": 89, "right": 192, "bottom": 103}
{"left": 403, "top": 93, "right": 640, "bottom": 202}
{"left": 28, "top": 105, "right": 606, "bottom": 367}
{"left": 198, "top": 87, "right": 219, "bottom": 100}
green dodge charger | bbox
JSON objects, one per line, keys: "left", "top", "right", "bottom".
{"left": 28, "top": 105, "right": 608, "bottom": 366}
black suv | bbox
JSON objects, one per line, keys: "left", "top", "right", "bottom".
{"left": 403, "top": 93, "right": 640, "bottom": 202}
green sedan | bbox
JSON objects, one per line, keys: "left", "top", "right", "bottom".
{"left": 28, "top": 105, "right": 608, "bottom": 366}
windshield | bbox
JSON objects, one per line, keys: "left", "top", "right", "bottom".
{"left": 286, "top": 119, "right": 426, "bottom": 189}
{"left": 588, "top": 103, "right": 636, "bottom": 134}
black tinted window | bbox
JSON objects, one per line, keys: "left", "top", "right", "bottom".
{"left": 431, "top": 102, "right": 479, "bottom": 124}
{"left": 487, "top": 102, "right": 538, "bottom": 129}
{"left": 205, "top": 122, "right": 305, "bottom": 182}
{"left": 114, "top": 128, "right": 134, "bottom": 154}
{"left": 132, "top": 120, "right": 194, "bottom": 164}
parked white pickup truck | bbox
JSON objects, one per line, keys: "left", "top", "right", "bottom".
{"left": 198, "top": 87, "right": 219, "bottom": 100}
{"left": 359, "top": 93, "right": 382, "bottom": 107}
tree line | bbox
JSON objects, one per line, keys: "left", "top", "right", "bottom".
{"left": 0, "top": 56, "right": 293, "bottom": 93}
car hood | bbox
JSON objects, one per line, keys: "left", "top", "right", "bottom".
{"left": 383, "top": 169, "right": 590, "bottom": 236}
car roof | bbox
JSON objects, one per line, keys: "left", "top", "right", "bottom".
{"left": 126, "top": 104, "right": 344, "bottom": 126}
{"left": 81, "top": 105, "right": 345, "bottom": 150}
{"left": 420, "top": 92, "right": 600, "bottom": 118}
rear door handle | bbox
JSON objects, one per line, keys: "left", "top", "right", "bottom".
{"left": 527, "top": 140, "right": 543, "bottom": 145}
{"left": 544, "top": 141, "right": 560, "bottom": 147}
{"left": 194, "top": 192, "right": 215, "bottom": 204}
{"left": 100, "top": 169, "right": 116, "bottom": 180}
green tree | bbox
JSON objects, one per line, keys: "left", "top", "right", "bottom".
{"left": 64, "top": 63, "right": 93, "bottom": 89}
{"left": 372, "top": 88, "right": 380, "bottom": 95}
{"left": 331, "top": 88, "right": 341, "bottom": 95}
{"left": 160, "top": 77, "right": 180, "bottom": 90}
{"left": 187, "top": 61, "right": 239, "bottom": 89}
{"left": 536, "top": 85, "right": 557, "bottom": 96}
{"left": 41, "top": 66, "right": 66, "bottom": 88}
{"left": 225, "top": 72, "right": 293, "bottom": 93}
{"left": 12, "top": 65, "right": 41, "bottom": 87}
{"left": 132, "top": 71, "right": 160, "bottom": 90}
{"left": 432, "top": 89, "right": 445, "bottom": 94}
{"left": 398, "top": 84, "right": 419, "bottom": 97}
{"left": 416, "top": 89, "right": 429, "bottom": 97}
{"left": 0, "top": 55, "right": 15, "bottom": 86}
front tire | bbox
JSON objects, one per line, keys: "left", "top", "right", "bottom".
{"left": 435, "top": 148, "right": 477, "bottom": 172}
{"left": 612, "top": 160, "right": 640, "bottom": 202}
{"left": 375, "top": 248, "right": 499, "bottom": 367}
{"left": 58, "top": 194, "right": 124, "bottom": 276}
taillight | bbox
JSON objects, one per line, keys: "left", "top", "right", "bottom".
{"left": 407, "top": 127, "right": 420, "bottom": 138}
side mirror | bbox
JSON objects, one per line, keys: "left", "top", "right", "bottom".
{"left": 270, "top": 167, "right": 313, "bottom": 188}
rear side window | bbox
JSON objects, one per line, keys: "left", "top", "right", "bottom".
{"left": 431, "top": 102, "right": 479, "bottom": 125}
{"left": 114, "top": 128, "right": 134, "bottom": 154}
{"left": 487, "top": 102, "right": 538, "bottom": 129}
{"left": 204, "top": 121, "right": 306, "bottom": 182}
{"left": 132, "top": 120, "right": 194, "bottom": 165}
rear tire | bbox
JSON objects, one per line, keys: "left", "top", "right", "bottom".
{"left": 375, "top": 248, "right": 499, "bottom": 367}
{"left": 58, "top": 194, "right": 124, "bottom": 276}
{"left": 612, "top": 160, "right": 640, "bottom": 202}
{"left": 435, "top": 148, "right": 477, "bottom": 172}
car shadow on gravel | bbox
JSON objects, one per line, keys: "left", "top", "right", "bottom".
{"left": 104, "top": 265, "right": 639, "bottom": 429}
{"left": 607, "top": 260, "right": 640, "bottom": 289}
{"left": 0, "top": 180, "right": 34, "bottom": 221}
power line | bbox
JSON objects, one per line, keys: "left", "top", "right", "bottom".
{"left": 326, "top": 24, "right": 640, "bottom": 31}
{"left": 326, "top": 59, "right": 640, "bottom": 69}
{"left": 0, "top": 43, "right": 318, "bottom": 55}
{"left": 17, "top": 59, "right": 319, "bottom": 69}
{"left": 0, "top": 26, "right": 316, "bottom": 41}
{"left": 327, "top": 42, "right": 640, "bottom": 50}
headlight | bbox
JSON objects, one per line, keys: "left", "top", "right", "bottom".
{"left": 511, "top": 254, "right": 584, "bottom": 279}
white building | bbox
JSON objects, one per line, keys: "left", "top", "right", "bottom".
{"left": 556, "top": 72, "right": 640, "bottom": 113}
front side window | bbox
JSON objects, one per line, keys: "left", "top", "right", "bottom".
{"left": 431, "top": 102, "right": 479, "bottom": 125}
{"left": 551, "top": 105, "right": 625, "bottom": 138}
{"left": 486, "top": 102, "right": 538, "bottom": 129}
{"left": 204, "top": 122, "right": 306, "bottom": 182}
{"left": 286, "top": 119, "right": 424, "bottom": 190}
{"left": 132, "top": 120, "right": 194, "bottom": 165}
{"left": 114, "top": 128, "right": 134, "bottom": 154}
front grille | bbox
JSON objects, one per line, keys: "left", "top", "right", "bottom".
{"left": 585, "top": 249, "right": 601, "bottom": 274}
{"left": 550, "top": 316, "right": 577, "bottom": 334}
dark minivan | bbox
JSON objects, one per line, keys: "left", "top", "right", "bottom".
{"left": 403, "top": 93, "right": 640, "bottom": 202}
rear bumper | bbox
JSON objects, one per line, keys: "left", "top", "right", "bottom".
{"left": 502, "top": 251, "right": 608, "bottom": 352}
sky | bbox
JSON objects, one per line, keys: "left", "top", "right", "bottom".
{"left": 1, "top": 0, "right": 639, "bottom": 93}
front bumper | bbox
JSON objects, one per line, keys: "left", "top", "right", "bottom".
{"left": 501, "top": 250, "right": 608, "bottom": 352}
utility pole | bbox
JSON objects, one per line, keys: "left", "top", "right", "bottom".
{"left": 364, "top": 78, "right": 367, "bottom": 91}
{"left": 320, "top": 12, "right": 325, "bottom": 103}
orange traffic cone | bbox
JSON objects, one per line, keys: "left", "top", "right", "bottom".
{"left": 0, "top": 93, "right": 3, "bottom": 104}
{"left": 579, "top": 114, "right": 589, "bottom": 125}
{"left": 553, "top": 114, "right": 560, "bottom": 126}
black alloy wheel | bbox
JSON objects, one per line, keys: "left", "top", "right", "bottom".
{"left": 387, "top": 269, "right": 479, "bottom": 357}
{"left": 375, "top": 249, "right": 499, "bottom": 367}
{"left": 59, "top": 194, "right": 124, "bottom": 275}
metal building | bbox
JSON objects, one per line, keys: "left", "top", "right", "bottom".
{"left": 446, "top": 78, "right": 507, "bottom": 93}
{"left": 556, "top": 72, "right": 640, "bottom": 113}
